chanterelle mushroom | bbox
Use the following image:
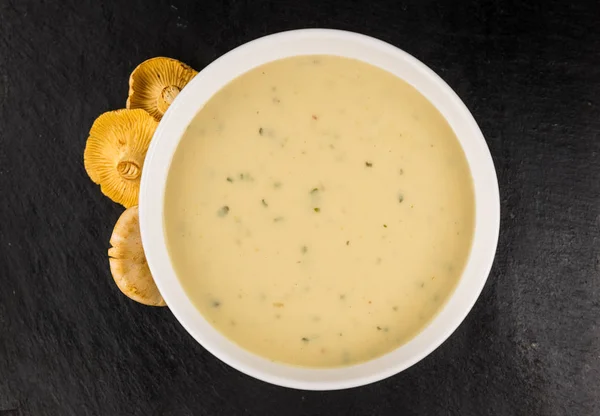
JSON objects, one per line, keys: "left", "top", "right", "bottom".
{"left": 84, "top": 109, "right": 158, "bottom": 208}
{"left": 108, "top": 206, "right": 165, "bottom": 306}
{"left": 126, "top": 57, "right": 197, "bottom": 120}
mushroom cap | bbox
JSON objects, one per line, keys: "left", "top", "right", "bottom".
{"left": 84, "top": 109, "right": 158, "bottom": 208}
{"left": 126, "top": 57, "right": 198, "bottom": 120}
{"left": 108, "top": 206, "right": 166, "bottom": 306}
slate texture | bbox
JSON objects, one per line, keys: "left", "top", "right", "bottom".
{"left": 1, "top": 0, "right": 599, "bottom": 415}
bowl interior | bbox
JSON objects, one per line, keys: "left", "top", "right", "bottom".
{"left": 139, "top": 29, "right": 500, "bottom": 390}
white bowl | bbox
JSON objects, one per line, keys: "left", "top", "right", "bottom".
{"left": 139, "top": 29, "right": 500, "bottom": 390}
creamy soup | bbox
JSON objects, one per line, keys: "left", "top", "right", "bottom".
{"left": 164, "top": 55, "right": 475, "bottom": 368}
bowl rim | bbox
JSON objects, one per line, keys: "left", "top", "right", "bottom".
{"left": 139, "top": 28, "right": 500, "bottom": 390}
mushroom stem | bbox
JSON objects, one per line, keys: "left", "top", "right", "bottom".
{"left": 157, "top": 85, "right": 181, "bottom": 114}
{"left": 117, "top": 159, "right": 141, "bottom": 180}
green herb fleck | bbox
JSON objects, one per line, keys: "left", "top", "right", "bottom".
{"left": 273, "top": 181, "right": 282, "bottom": 189}
{"left": 301, "top": 245, "right": 308, "bottom": 254}
{"left": 237, "top": 172, "right": 254, "bottom": 181}
{"left": 339, "top": 294, "right": 346, "bottom": 300}
{"left": 217, "top": 206, "right": 230, "bottom": 217}
{"left": 346, "top": 240, "right": 350, "bottom": 246}
{"left": 392, "top": 306, "right": 398, "bottom": 311}
{"left": 313, "top": 207, "right": 320, "bottom": 213}
{"left": 259, "top": 127, "right": 264, "bottom": 135}
{"left": 301, "top": 337, "right": 310, "bottom": 343}
{"left": 226, "top": 177, "right": 233, "bottom": 183}
{"left": 310, "top": 188, "right": 319, "bottom": 194}
{"left": 212, "top": 300, "right": 221, "bottom": 308}
{"left": 383, "top": 224, "right": 387, "bottom": 228}
{"left": 376, "top": 326, "right": 382, "bottom": 331}
{"left": 399, "top": 168, "right": 404, "bottom": 175}
{"left": 365, "top": 161, "right": 373, "bottom": 167}
{"left": 261, "top": 199, "right": 268, "bottom": 207}
{"left": 398, "top": 194, "right": 404, "bottom": 203}
{"left": 273, "top": 217, "right": 284, "bottom": 222}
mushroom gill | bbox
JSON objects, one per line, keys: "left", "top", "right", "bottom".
{"left": 83, "top": 109, "right": 158, "bottom": 207}
{"left": 126, "top": 57, "right": 198, "bottom": 120}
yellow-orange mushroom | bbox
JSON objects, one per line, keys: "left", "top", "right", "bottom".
{"left": 108, "top": 206, "right": 165, "bottom": 306}
{"left": 83, "top": 109, "right": 158, "bottom": 208}
{"left": 126, "top": 57, "right": 197, "bottom": 120}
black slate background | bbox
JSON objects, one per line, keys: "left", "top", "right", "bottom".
{"left": 1, "top": 0, "right": 600, "bottom": 415}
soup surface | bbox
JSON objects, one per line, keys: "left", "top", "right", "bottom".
{"left": 164, "top": 55, "right": 475, "bottom": 367}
